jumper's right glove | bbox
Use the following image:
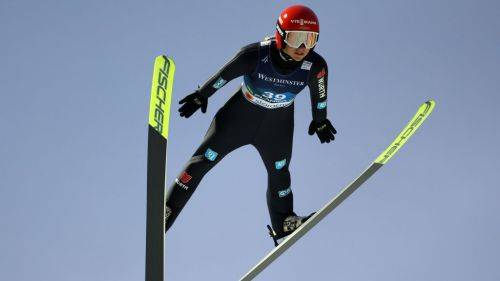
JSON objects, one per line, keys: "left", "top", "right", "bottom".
{"left": 308, "top": 119, "right": 337, "bottom": 143}
{"left": 178, "top": 91, "right": 208, "bottom": 118}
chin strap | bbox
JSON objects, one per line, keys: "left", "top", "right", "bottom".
{"left": 278, "top": 49, "right": 295, "bottom": 61}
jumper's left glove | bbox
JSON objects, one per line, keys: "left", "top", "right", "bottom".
{"left": 308, "top": 119, "right": 337, "bottom": 143}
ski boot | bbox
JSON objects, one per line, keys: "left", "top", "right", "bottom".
{"left": 267, "top": 212, "right": 315, "bottom": 246}
{"left": 283, "top": 214, "right": 313, "bottom": 233}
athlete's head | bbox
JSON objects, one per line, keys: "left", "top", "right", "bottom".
{"left": 275, "top": 5, "right": 319, "bottom": 61}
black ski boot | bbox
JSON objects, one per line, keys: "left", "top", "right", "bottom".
{"left": 283, "top": 214, "right": 313, "bottom": 234}
{"left": 267, "top": 212, "right": 315, "bottom": 246}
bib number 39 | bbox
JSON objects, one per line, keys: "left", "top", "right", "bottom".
{"left": 261, "top": 92, "right": 288, "bottom": 102}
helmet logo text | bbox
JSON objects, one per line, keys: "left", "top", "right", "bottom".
{"left": 290, "top": 19, "right": 317, "bottom": 25}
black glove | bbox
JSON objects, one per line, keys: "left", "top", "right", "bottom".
{"left": 308, "top": 119, "right": 337, "bottom": 143}
{"left": 178, "top": 91, "right": 208, "bottom": 118}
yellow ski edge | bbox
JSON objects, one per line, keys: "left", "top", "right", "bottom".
{"left": 148, "top": 55, "right": 175, "bottom": 140}
{"left": 375, "top": 100, "right": 435, "bottom": 165}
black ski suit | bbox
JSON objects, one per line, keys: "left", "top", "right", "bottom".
{"left": 166, "top": 39, "right": 332, "bottom": 236}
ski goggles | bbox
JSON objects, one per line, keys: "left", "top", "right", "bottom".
{"left": 284, "top": 30, "right": 319, "bottom": 49}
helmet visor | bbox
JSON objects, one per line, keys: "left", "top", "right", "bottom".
{"left": 284, "top": 31, "right": 319, "bottom": 49}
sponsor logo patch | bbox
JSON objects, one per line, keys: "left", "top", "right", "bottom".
{"left": 175, "top": 178, "right": 189, "bottom": 190}
{"left": 301, "top": 61, "right": 312, "bottom": 70}
{"left": 261, "top": 40, "right": 272, "bottom": 46}
{"left": 179, "top": 171, "right": 192, "bottom": 184}
{"left": 275, "top": 159, "right": 287, "bottom": 170}
{"left": 151, "top": 57, "right": 171, "bottom": 136}
{"left": 204, "top": 148, "right": 219, "bottom": 161}
{"left": 213, "top": 77, "right": 227, "bottom": 89}
{"left": 317, "top": 100, "right": 327, "bottom": 109}
{"left": 291, "top": 19, "right": 318, "bottom": 26}
{"left": 318, "top": 77, "right": 326, "bottom": 99}
{"left": 244, "top": 91, "right": 254, "bottom": 100}
{"left": 278, "top": 187, "right": 292, "bottom": 198}
{"left": 257, "top": 73, "right": 305, "bottom": 87}
{"left": 316, "top": 68, "right": 326, "bottom": 79}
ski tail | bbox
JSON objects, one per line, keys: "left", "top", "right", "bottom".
{"left": 239, "top": 100, "right": 435, "bottom": 281}
{"left": 146, "top": 55, "right": 175, "bottom": 281}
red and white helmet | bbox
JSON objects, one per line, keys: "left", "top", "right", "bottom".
{"left": 275, "top": 5, "right": 320, "bottom": 49}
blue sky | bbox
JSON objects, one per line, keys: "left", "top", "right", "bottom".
{"left": 1, "top": 0, "right": 499, "bottom": 280}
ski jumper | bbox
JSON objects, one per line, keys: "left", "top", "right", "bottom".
{"left": 165, "top": 39, "right": 329, "bottom": 236}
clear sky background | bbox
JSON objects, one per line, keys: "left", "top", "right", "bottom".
{"left": 1, "top": 0, "right": 499, "bottom": 280}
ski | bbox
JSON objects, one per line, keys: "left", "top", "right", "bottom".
{"left": 240, "top": 100, "right": 436, "bottom": 281}
{"left": 145, "top": 55, "right": 175, "bottom": 281}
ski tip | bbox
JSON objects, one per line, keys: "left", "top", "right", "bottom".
{"left": 149, "top": 55, "right": 175, "bottom": 140}
{"left": 423, "top": 100, "right": 436, "bottom": 115}
{"left": 425, "top": 99, "right": 436, "bottom": 110}
{"left": 156, "top": 55, "right": 176, "bottom": 67}
{"left": 374, "top": 99, "right": 435, "bottom": 165}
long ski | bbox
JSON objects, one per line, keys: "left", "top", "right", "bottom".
{"left": 240, "top": 100, "right": 436, "bottom": 281}
{"left": 145, "top": 55, "right": 175, "bottom": 281}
